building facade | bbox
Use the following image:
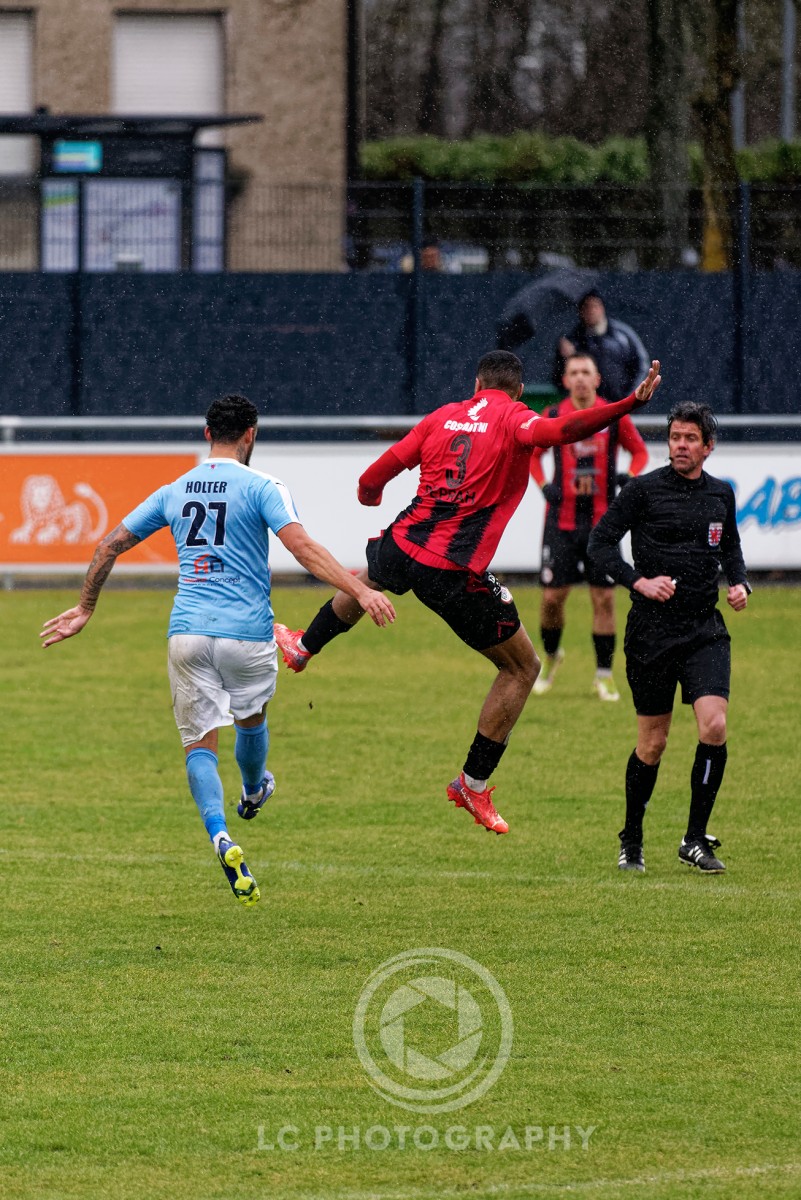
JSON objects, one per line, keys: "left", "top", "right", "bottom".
{"left": 0, "top": 0, "right": 347, "bottom": 269}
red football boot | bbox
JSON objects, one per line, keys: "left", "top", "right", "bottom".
{"left": 274, "top": 624, "right": 312, "bottom": 673}
{"left": 446, "top": 772, "right": 509, "bottom": 835}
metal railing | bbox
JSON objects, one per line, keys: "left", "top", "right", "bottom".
{"left": 3, "top": 179, "right": 801, "bottom": 272}
{"left": 3, "top": 413, "right": 801, "bottom": 444}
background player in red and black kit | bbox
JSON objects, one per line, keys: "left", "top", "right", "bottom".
{"left": 531, "top": 353, "right": 648, "bottom": 701}
{"left": 588, "top": 401, "right": 751, "bottom": 874}
{"left": 275, "top": 351, "right": 662, "bottom": 836}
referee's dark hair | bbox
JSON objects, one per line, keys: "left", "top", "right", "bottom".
{"left": 667, "top": 400, "right": 718, "bottom": 446}
{"left": 206, "top": 394, "right": 259, "bottom": 443}
{"left": 476, "top": 350, "right": 524, "bottom": 395}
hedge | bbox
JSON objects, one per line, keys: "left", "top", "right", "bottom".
{"left": 359, "top": 134, "right": 801, "bottom": 186}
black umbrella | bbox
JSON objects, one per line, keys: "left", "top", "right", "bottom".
{"left": 497, "top": 268, "right": 600, "bottom": 350}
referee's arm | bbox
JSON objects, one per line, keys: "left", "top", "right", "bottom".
{"left": 721, "top": 487, "right": 749, "bottom": 588}
{"left": 720, "top": 485, "right": 751, "bottom": 610}
{"left": 586, "top": 479, "right": 644, "bottom": 589}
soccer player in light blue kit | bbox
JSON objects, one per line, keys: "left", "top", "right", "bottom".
{"left": 41, "top": 395, "right": 395, "bottom": 907}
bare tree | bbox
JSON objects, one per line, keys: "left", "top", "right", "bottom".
{"left": 645, "top": 0, "right": 691, "bottom": 266}
{"left": 363, "top": 0, "right": 782, "bottom": 165}
{"left": 690, "top": 0, "right": 741, "bottom": 268}
{"left": 466, "top": 0, "right": 535, "bottom": 133}
{"left": 418, "top": 0, "right": 449, "bottom": 132}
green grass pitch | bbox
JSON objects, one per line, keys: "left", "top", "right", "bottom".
{"left": 1, "top": 584, "right": 799, "bottom": 1200}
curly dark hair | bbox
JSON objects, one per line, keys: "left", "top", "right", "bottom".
{"left": 667, "top": 401, "right": 718, "bottom": 445}
{"left": 205, "top": 394, "right": 259, "bottom": 443}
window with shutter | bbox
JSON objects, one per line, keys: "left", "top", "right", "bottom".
{"left": 113, "top": 14, "right": 224, "bottom": 146}
{"left": 0, "top": 13, "right": 34, "bottom": 175}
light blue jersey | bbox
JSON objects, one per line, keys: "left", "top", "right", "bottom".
{"left": 123, "top": 457, "right": 299, "bottom": 641}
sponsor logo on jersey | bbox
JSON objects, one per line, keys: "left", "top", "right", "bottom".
{"left": 467, "top": 397, "right": 489, "bottom": 420}
{"left": 708, "top": 522, "right": 723, "bottom": 547}
{"left": 194, "top": 554, "right": 225, "bottom": 574}
{"left": 425, "top": 484, "right": 477, "bottom": 505}
{"left": 444, "top": 419, "right": 489, "bottom": 434}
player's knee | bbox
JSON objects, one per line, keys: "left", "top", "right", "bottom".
{"left": 541, "top": 595, "right": 563, "bottom": 624}
{"left": 595, "top": 592, "right": 614, "bottom": 619}
{"left": 699, "top": 712, "right": 727, "bottom": 745}
{"left": 638, "top": 733, "right": 667, "bottom": 764}
{"left": 524, "top": 646, "right": 541, "bottom": 687}
{"left": 500, "top": 635, "right": 539, "bottom": 688}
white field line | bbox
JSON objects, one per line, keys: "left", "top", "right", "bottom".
{"left": 0, "top": 847, "right": 799, "bottom": 900}
{"left": 291, "top": 1161, "right": 801, "bottom": 1200}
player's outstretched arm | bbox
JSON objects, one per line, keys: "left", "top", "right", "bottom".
{"left": 277, "top": 523, "right": 396, "bottom": 627}
{"left": 518, "top": 360, "right": 662, "bottom": 449}
{"left": 40, "top": 523, "right": 141, "bottom": 647}
{"left": 357, "top": 447, "right": 408, "bottom": 507}
{"left": 632, "top": 359, "right": 662, "bottom": 407}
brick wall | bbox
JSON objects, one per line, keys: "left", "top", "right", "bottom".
{"left": 25, "top": 0, "right": 347, "bottom": 269}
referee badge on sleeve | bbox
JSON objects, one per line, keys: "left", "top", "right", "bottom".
{"left": 708, "top": 522, "right": 723, "bottom": 546}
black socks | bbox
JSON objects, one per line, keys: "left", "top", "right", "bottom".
{"left": 686, "top": 742, "right": 728, "bottom": 841}
{"left": 541, "top": 626, "right": 563, "bottom": 657}
{"left": 623, "top": 750, "right": 660, "bottom": 842}
{"left": 622, "top": 742, "right": 727, "bottom": 845}
{"left": 541, "top": 630, "right": 615, "bottom": 668}
{"left": 592, "top": 633, "right": 615, "bottom": 671}
{"left": 302, "top": 599, "right": 354, "bottom": 655}
{"left": 464, "top": 731, "right": 508, "bottom": 784}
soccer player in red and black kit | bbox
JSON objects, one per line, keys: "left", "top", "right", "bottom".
{"left": 531, "top": 353, "right": 648, "bottom": 701}
{"left": 275, "top": 351, "right": 661, "bottom": 835}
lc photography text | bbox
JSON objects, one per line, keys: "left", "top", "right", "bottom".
{"left": 256, "top": 1124, "right": 598, "bottom": 1153}
{"left": 258, "top": 948, "right": 597, "bottom": 1155}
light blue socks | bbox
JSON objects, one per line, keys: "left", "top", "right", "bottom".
{"left": 235, "top": 720, "right": 269, "bottom": 796}
{"left": 185, "top": 748, "right": 227, "bottom": 842}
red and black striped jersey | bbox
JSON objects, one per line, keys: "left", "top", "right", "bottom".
{"left": 529, "top": 397, "right": 648, "bottom": 531}
{"left": 388, "top": 389, "right": 537, "bottom": 573}
{"left": 358, "top": 386, "right": 648, "bottom": 575}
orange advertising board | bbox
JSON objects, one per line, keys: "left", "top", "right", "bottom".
{"left": 0, "top": 454, "right": 197, "bottom": 566}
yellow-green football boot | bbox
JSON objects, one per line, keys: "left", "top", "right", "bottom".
{"left": 217, "top": 836, "right": 260, "bottom": 907}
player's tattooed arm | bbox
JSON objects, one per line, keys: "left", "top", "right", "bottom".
{"left": 40, "top": 523, "right": 141, "bottom": 647}
{"left": 78, "top": 523, "right": 141, "bottom": 611}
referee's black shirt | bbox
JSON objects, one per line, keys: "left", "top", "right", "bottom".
{"left": 587, "top": 465, "right": 749, "bottom": 659}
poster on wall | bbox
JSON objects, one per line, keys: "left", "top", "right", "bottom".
{"left": 41, "top": 180, "right": 78, "bottom": 272}
{"left": 40, "top": 179, "right": 183, "bottom": 273}
{"left": 83, "top": 179, "right": 182, "bottom": 272}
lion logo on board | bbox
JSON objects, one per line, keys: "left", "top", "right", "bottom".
{"left": 10, "top": 476, "right": 108, "bottom": 545}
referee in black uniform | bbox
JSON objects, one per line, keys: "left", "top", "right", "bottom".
{"left": 588, "top": 401, "right": 751, "bottom": 873}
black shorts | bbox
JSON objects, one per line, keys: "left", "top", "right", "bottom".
{"left": 540, "top": 521, "right": 614, "bottom": 589}
{"left": 366, "top": 530, "right": 521, "bottom": 651}
{"left": 626, "top": 633, "right": 731, "bottom": 716}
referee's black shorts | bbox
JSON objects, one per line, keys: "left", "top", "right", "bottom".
{"left": 625, "top": 631, "right": 731, "bottom": 717}
{"left": 366, "top": 529, "right": 521, "bottom": 652}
